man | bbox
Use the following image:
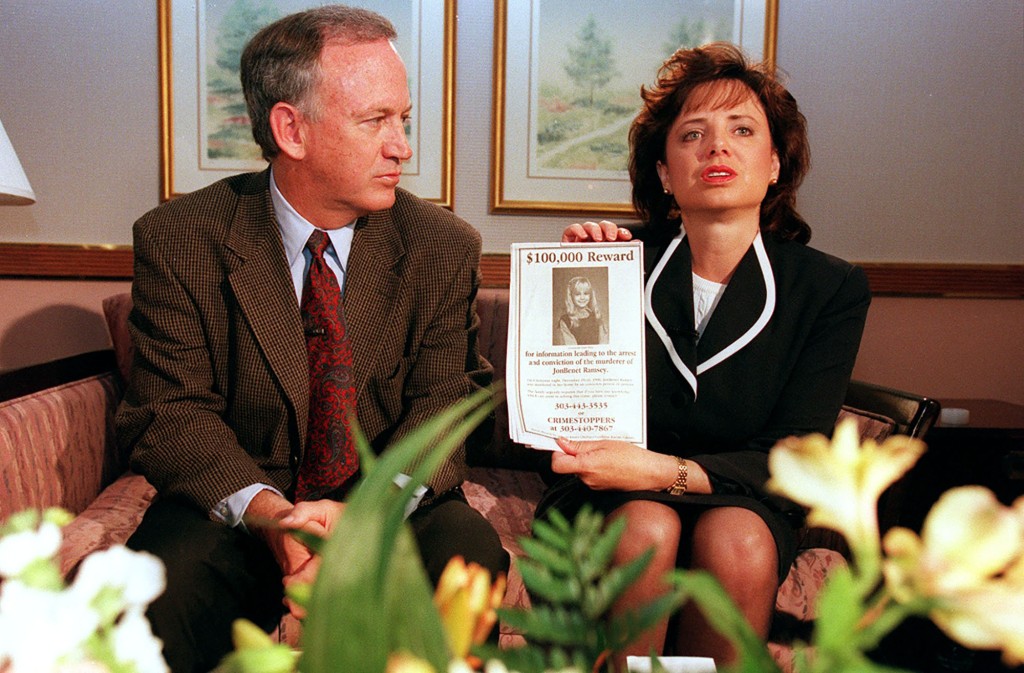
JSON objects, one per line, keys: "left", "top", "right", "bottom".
{"left": 117, "top": 6, "right": 507, "bottom": 671}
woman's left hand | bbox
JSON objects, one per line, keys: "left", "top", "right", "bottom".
{"left": 552, "top": 437, "right": 677, "bottom": 492}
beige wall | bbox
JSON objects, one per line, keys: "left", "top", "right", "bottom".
{"left": 1, "top": 1, "right": 1022, "bottom": 403}
{"left": 854, "top": 297, "right": 1024, "bottom": 405}
{"left": 0, "top": 279, "right": 131, "bottom": 371}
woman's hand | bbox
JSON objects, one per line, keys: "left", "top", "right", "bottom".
{"left": 561, "top": 220, "right": 634, "bottom": 243}
{"left": 552, "top": 437, "right": 676, "bottom": 492}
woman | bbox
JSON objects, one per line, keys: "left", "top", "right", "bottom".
{"left": 557, "top": 275, "right": 609, "bottom": 346}
{"left": 539, "top": 43, "right": 870, "bottom": 664}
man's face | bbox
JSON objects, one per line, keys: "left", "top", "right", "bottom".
{"left": 299, "top": 38, "right": 412, "bottom": 224}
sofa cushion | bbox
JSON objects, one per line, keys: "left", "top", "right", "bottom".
{"left": 462, "top": 465, "right": 546, "bottom": 647}
{"left": 474, "top": 288, "right": 551, "bottom": 472}
{"left": 102, "top": 292, "right": 134, "bottom": 386}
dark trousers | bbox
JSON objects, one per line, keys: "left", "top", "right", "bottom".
{"left": 128, "top": 487, "right": 509, "bottom": 673}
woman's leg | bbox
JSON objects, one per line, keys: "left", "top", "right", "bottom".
{"left": 670, "top": 506, "right": 778, "bottom": 664}
{"left": 607, "top": 500, "right": 683, "bottom": 666}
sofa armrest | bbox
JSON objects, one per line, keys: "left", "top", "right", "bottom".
{"left": 59, "top": 472, "right": 157, "bottom": 575}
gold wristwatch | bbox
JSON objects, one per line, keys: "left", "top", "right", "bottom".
{"left": 667, "top": 456, "right": 688, "bottom": 496}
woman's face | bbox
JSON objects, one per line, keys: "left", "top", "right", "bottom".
{"left": 656, "top": 80, "right": 780, "bottom": 222}
{"left": 572, "top": 283, "right": 591, "bottom": 308}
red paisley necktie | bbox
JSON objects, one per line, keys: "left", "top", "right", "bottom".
{"left": 295, "top": 230, "right": 359, "bottom": 501}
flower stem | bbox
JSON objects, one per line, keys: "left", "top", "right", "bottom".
{"left": 857, "top": 593, "right": 911, "bottom": 650}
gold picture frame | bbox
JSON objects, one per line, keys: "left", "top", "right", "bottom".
{"left": 158, "top": 0, "right": 455, "bottom": 205}
{"left": 491, "top": 0, "right": 778, "bottom": 215}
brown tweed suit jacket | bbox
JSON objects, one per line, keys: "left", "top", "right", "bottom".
{"left": 116, "top": 170, "right": 492, "bottom": 513}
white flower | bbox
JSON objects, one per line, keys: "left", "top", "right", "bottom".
{"left": 0, "top": 509, "right": 169, "bottom": 673}
{"left": 481, "top": 661, "right": 509, "bottom": 673}
{"left": 0, "top": 580, "right": 99, "bottom": 670}
{"left": 70, "top": 545, "right": 166, "bottom": 610}
{"left": 111, "top": 608, "right": 169, "bottom": 673}
{"left": 884, "top": 487, "right": 1022, "bottom": 598}
{"left": 0, "top": 521, "right": 62, "bottom": 577}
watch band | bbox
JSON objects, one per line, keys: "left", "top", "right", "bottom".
{"left": 667, "top": 456, "right": 688, "bottom": 496}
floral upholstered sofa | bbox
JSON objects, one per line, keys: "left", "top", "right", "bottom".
{"left": 0, "top": 288, "right": 906, "bottom": 670}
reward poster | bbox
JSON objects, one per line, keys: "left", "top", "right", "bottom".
{"left": 507, "top": 242, "right": 646, "bottom": 450}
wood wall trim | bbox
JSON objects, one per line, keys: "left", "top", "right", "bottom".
{"left": 1, "top": 243, "right": 1022, "bottom": 298}
{"left": 0, "top": 243, "right": 134, "bottom": 280}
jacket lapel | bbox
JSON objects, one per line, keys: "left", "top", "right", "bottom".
{"left": 224, "top": 171, "right": 310, "bottom": 430}
{"left": 696, "top": 239, "right": 770, "bottom": 367}
{"left": 647, "top": 237, "right": 697, "bottom": 367}
{"left": 645, "top": 231, "right": 775, "bottom": 397}
{"left": 344, "top": 209, "right": 404, "bottom": 395}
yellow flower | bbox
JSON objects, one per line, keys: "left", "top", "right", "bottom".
{"left": 883, "top": 488, "right": 1024, "bottom": 665}
{"left": 767, "top": 418, "right": 925, "bottom": 557}
{"left": 433, "top": 556, "right": 507, "bottom": 659}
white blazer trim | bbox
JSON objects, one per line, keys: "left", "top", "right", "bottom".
{"left": 644, "top": 231, "right": 776, "bottom": 398}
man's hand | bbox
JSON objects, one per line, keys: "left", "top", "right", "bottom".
{"left": 245, "top": 489, "right": 345, "bottom": 618}
{"left": 561, "top": 220, "right": 633, "bottom": 243}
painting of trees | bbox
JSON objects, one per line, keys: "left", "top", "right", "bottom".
{"left": 205, "top": 0, "right": 282, "bottom": 162}
{"left": 532, "top": 1, "right": 736, "bottom": 176}
{"left": 563, "top": 15, "right": 618, "bottom": 106}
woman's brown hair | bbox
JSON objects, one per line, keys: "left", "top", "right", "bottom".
{"left": 629, "top": 42, "right": 812, "bottom": 243}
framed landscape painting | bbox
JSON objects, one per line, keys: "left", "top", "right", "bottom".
{"left": 159, "top": 0, "right": 454, "bottom": 204}
{"left": 491, "top": 0, "right": 778, "bottom": 215}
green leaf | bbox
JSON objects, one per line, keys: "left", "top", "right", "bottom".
{"left": 606, "top": 588, "right": 685, "bottom": 652}
{"left": 516, "top": 558, "right": 582, "bottom": 603}
{"left": 577, "top": 514, "right": 627, "bottom": 583}
{"left": 345, "top": 387, "right": 496, "bottom": 595}
{"left": 518, "top": 536, "right": 577, "bottom": 576}
{"left": 285, "top": 527, "right": 325, "bottom": 556}
{"left": 507, "top": 502, "right": 686, "bottom": 670}
{"left": 297, "top": 387, "right": 496, "bottom": 673}
{"left": 813, "top": 565, "right": 865, "bottom": 657}
{"left": 16, "top": 556, "right": 64, "bottom": 591}
{"left": 474, "top": 643, "right": 549, "bottom": 673}
{"left": 1, "top": 507, "right": 71, "bottom": 537}
{"left": 584, "top": 547, "right": 654, "bottom": 619}
{"left": 529, "top": 516, "right": 573, "bottom": 552}
{"left": 498, "top": 604, "right": 593, "bottom": 646}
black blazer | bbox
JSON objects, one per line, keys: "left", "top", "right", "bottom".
{"left": 644, "top": 231, "right": 870, "bottom": 513}
{"left": 538, "top": 229, "right": 870, "bottom": 576}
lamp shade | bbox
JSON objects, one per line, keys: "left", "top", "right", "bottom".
{"left": 0, "top": 118, "right": 35, "bottom": 205}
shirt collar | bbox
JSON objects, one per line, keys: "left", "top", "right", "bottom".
{"left": 269, "top": 169, "right": 355, "bottom": 269}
